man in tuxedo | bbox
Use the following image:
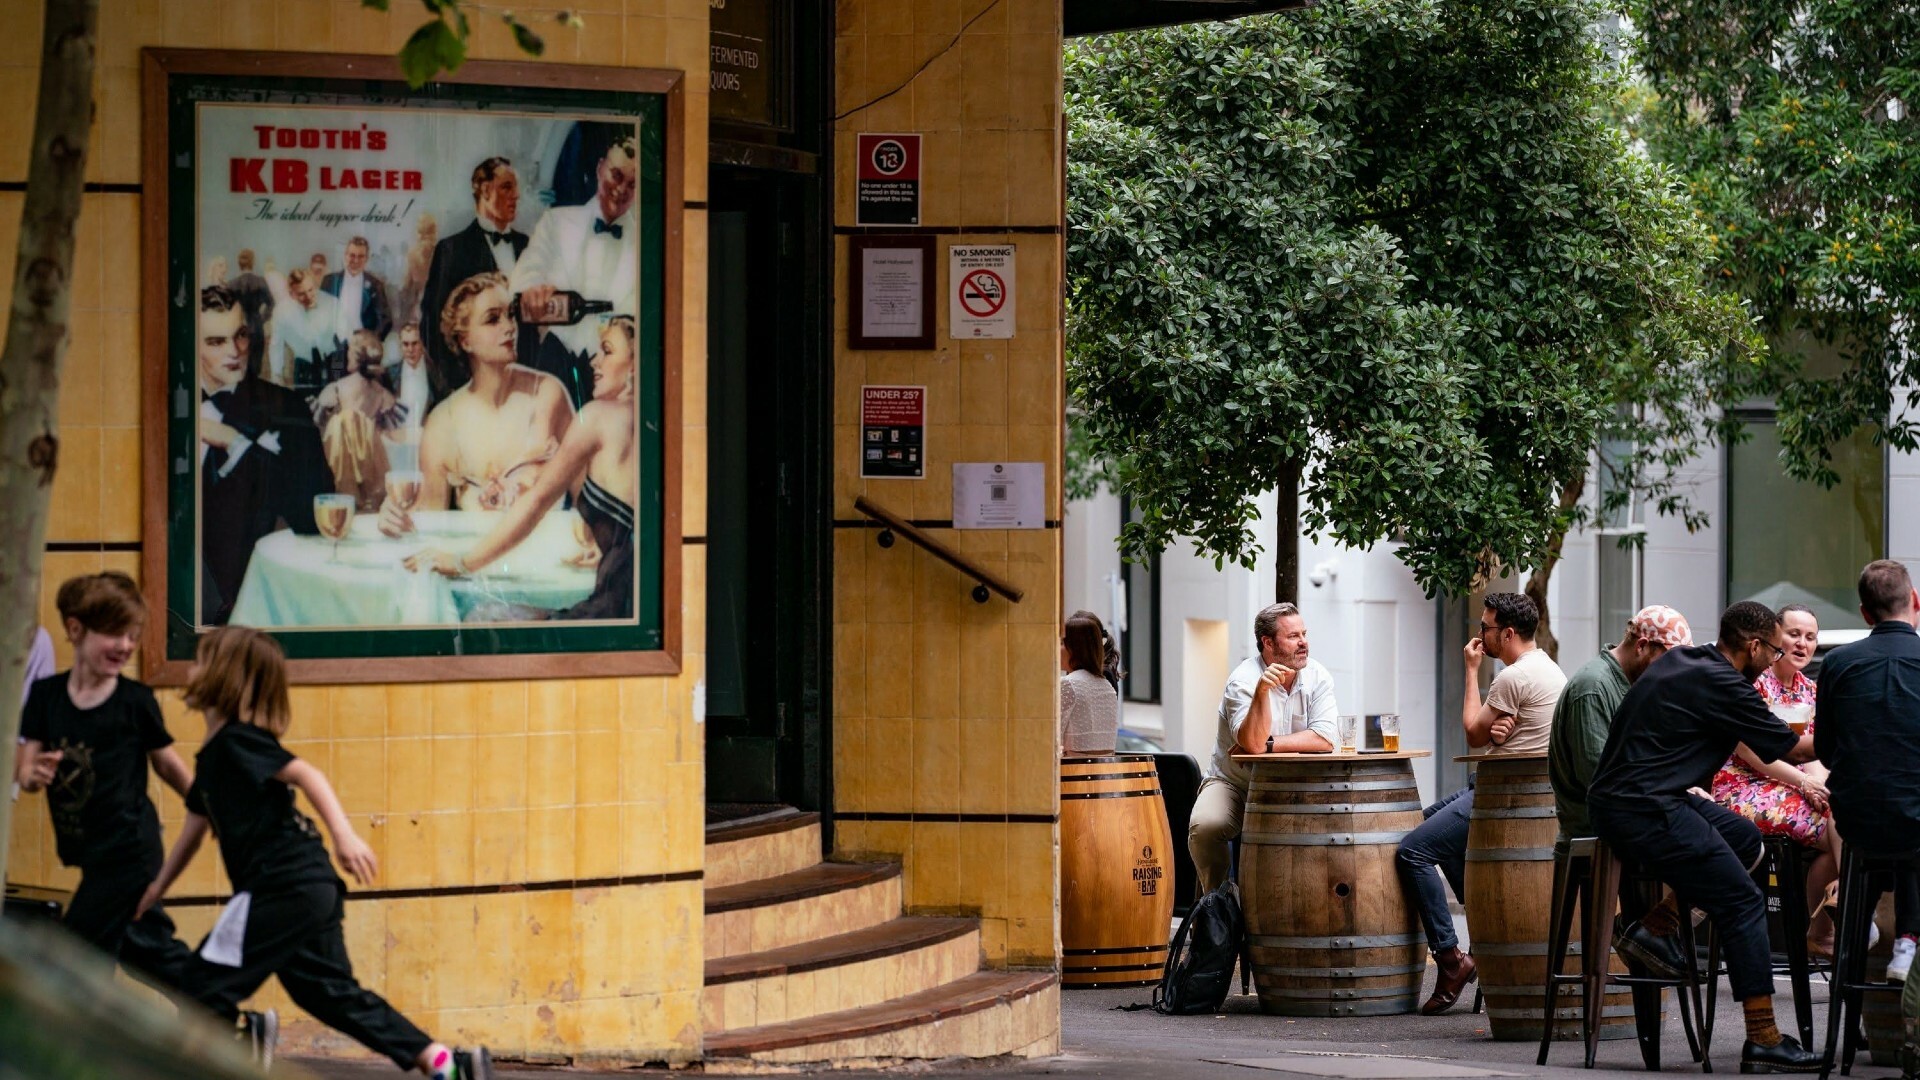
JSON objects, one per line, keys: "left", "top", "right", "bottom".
{"left": 421, "top": 156, "right": 528, "bottom": 396}
{"left": 197, "top": 285, "right": 331, "bottom": 626}
{"left": 510, "top": 134, "right": 639, "bottom": 409}
{"left": 321, "top": 235, "right": 393, "bottom": 344}
{"left": 225, "top": 247, "right": 273, "bottom": 377}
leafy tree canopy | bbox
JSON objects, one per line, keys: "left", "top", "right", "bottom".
{"left": 1626, "top": 0, "right": 1920, "bottom": 486}
{"left": 1067, "top": 0, "right": 1751, "bottom": 594}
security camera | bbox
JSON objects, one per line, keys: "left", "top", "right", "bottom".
{"left": 1308, "top": 561, "right": 1339, "bottom": 588}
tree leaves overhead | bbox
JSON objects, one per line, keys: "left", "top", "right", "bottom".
{"left": 1067, "top": 1, "right": 1750, "bottom": 594}
{"left": 1628, "top": 0, "right": 1920, "bottom": 485}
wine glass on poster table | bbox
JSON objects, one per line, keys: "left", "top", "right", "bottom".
{"left": 313, "top": 494, "right": 356, "bottom": 564}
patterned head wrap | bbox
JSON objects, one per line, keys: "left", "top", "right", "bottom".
{"left": 1628, "top": 605, "right": 1693, "bottom": 649}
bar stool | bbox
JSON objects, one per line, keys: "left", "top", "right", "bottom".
{"left": 1819, "top": 847, "right": 1915, "bottom": 1078}
{"left": 1537, "top": 836, "right": 1712, "bottom": 1071}
{"left": 1759, "top": 835, "right": 1823, "bottom": 1047}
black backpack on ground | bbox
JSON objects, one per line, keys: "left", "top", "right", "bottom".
{"left": 1148, "top": 880, "right": 1244, "bottom": 1015}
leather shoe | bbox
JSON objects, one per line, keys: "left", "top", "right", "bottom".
{"left": 1614, "top": 918, "right": 1689, "bottom": 980}
{"left": 1739, "top": 1034, "right": 1822, "bottom": 1073}
{"left": 1420, "top": 946, "right": 1477, "bottom": 1015}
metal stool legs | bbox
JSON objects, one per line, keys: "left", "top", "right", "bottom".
{"left": 1582, "top": 840, "right": 1711, "bottom": 1072}
{"left": 1538, "top": 838, "right": 1589, "bottom": 1066}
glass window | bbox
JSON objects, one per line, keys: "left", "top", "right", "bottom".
{"left": 1119, "top": 497, "right": 1160, "bottom": 704}
{"left": 1726, "top": 414, "right": 1884, "bottom": 626}
{"left": 1596, "top": 419, "right": 1644, "bottom": 638}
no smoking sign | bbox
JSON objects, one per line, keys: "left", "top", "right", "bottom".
{"left": 950, "top": 245, "right": 1015, "bottom": 339}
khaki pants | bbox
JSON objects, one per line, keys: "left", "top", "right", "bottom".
{"left": 1188, "top": 776, "right": 1246, "bottom": 896}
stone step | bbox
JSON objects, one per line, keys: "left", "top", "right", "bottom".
{"left": 704, "top": 861, "right": 902, "bottom": 961}
{"left": 703, "top": 970, "right": 1060, "bottom": 1065}
{"left": 703, "top": 916, "right": 981, "bottom": 1031}
{"left": 704, "top": 807, "right": 822, "bottom": 889}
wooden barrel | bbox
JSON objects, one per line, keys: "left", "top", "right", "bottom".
{"left": 1241, "top": 755, "right": 1427, "bottom": 1016}
{"left": 1464, "top": 755, "right": 1635, "bottom": 1042}
{"left": 1060, "top": 755, "right": 1175, "bottom": 988}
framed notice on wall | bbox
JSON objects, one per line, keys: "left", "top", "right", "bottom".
{"left": 140, "top": 49, "right": 685, "bottom": 684}
{"left": 848, "top": 234, "right": 935, "bottom": 350}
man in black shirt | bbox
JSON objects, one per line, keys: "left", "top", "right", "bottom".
{"left": 1814, "top": 559, "right": 1920, "bottom": 977}
{"left": 1588, "top": 601, "right": 1819, "bottom": 1072}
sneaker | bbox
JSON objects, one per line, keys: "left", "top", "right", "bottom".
{"left": 1614, "top": 918, "right": 1690, "bottom": 981}
{"left": 1890, "top": 935, "right": 1917, "bottom": 983}
{"left": 239, "top": 1009, "right": 278, "bottom": 1069}
{"left": 455, "top": 1047, "right": 494, "bottom": 1080}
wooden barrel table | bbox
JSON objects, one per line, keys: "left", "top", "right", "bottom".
{"left": 1463, "top": 753, "right": 1635, "bottom": 1042}
{"left": 1235, "top": 750, "right": 1429, "bottom": 1016}
{"left": 1060, "top": 755, "right": 1175, "bottom": 988}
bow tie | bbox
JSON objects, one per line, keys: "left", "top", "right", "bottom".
{"left": 482, "top": 228, "right": 512, "bottom": 244}
{"left": 203, "top": 389, "right": 234, "bottom": 405}
{"left": 593, "top": 218, "right": 623, "bottom": 240}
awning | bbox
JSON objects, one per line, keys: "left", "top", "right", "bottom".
{"left": 1065, "top": 0, "right": 1313, "bottom": 37}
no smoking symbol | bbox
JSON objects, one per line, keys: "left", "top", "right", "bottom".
{"left": 959, "top": 269, "right": 1006, "bottom": 317}
{"left": 871, "top": 139, "right": 908, "bottom": 176}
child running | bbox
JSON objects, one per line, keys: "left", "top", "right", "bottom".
{"left": 140, "top": 626, "right": 491, "bottom": 1079}
{"left": 14, "top": 572, "right": 198, "bottom": 991}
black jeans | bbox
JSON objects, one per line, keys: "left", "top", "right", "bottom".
{"left": 183, "top": 881, "right": 432, "bottom": 1070}
{"left": 1396, "top": 785, "right": 1473, "bottom": 953}
{"left": 65, "top": 852, "right": 195, "bottom": 994}
{"left": 1594, "top": 795, "right": 1770, "bottom": 998}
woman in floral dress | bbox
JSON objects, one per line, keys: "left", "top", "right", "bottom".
{"left": 1710, "top": 604, "right": 1841, "bottom": 954}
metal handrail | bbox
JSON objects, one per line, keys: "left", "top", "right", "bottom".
{"left": 852, "top": 496, "right": 1026, "bottom": 605}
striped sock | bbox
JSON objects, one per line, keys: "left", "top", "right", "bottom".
{"left": 1744, "top": 996, "right": 1782, "bottom": 1047}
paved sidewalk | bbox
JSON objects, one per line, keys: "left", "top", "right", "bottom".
{"left": 296, "top": 966, "right": 1908, "bottom": 1078}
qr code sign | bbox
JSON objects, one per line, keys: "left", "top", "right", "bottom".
{"left": 990, "top": 484, "right": 1008, "bottom": 501}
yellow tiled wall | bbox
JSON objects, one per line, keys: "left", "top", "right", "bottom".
{"left": 828, "top": 0, "right": 1066, "bottom": 969}
{"left": 4, "top": 0, "right": 710, "bottom": 1065}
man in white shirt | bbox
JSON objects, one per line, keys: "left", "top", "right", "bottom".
{"left": 393, "top": 322, "right": 431, "bottom": 430}
{"left": 1397, "top": 592, "right": 1568, "bottom": 1014}
{"left": 510, "top": 133, "right": 639, "bottom": 409}
{"left": 321, "top": 235, "right": 393, "bottom": 344}
{"left": 263, "top": 269, "right": 343, "bottom": 400}
{"left": 1190, "top": 602, "right": 1339, "bottom": 895}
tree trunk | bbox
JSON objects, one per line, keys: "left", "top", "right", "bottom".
{"left": 1276, "top": 457, "right": 1300, "bottom": 605}
{"left": 1523, "top": 470, "right": 1588, "bottom": 664}
{"left": 0, "top": 0, "right": 99, "bottom": 874}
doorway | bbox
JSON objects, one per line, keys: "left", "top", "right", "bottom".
{"left": 703, "top": 164, "right": 829, "bottom": 812}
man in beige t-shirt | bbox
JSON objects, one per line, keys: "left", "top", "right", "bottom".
{"left": 1397, "top": 593, "right": 1567, "bottom": 1014}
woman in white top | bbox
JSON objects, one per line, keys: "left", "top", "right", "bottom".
{"left": 1060, "top": 611, "right": 1120, "bottom": 756}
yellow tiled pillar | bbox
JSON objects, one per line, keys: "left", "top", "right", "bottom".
{"left": 828, "top": 0, "right": 1067, "bottom": 973}
{"left": 4, "top": 0, "right": 712, "bottom": 1066}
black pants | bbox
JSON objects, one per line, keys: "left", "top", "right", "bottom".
{"left": 65, "top": 854, "right": 195, "bottom": 994}
{"left": 183, "top": 881, "right": 431, "bottom": 1070}
{"left": 1594, "top": 795, "right": 1772, "bottom": 998}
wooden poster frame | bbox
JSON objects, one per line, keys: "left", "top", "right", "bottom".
{"left": 847, "top": 233, "right": 937, "bottom": 350}
{"left": 139, "top": 48, "right": 685, "bottom": 685}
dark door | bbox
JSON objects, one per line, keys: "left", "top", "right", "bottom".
{"left": 704, "top": 166, "right": 829, "bottom": 810}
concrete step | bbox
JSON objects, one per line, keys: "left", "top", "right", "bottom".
{"left": 704, "top": 807, "right": 822, "bottom": 889}
{"left": 703, "top": 916, "right": 981, "bottom": 1031}
{"left": 703, "top": 969, "right": 1060, "bottom": 1065}
{"left": 704, "top": 861, "right": 902, "bottom": 961}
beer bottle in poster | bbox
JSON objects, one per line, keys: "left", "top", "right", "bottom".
{"left": 511, "top": 290, "right": 614, "bottom": 327}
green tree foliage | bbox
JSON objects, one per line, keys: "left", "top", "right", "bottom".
{"left": 365, "top": 0, "right": 583, "bottom": 87}
{"left": 1067, "top": 1, "right": 1752, "bottom": 596}
{"left": 1627, "top": 0, "right": 1920, "bottom": 485}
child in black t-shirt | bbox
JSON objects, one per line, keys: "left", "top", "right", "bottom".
{"left": 14, "top": 572, "right": 197, "bottom": 992}
{"left": 140, "top": 626, "right": 492, "bottom": 1079}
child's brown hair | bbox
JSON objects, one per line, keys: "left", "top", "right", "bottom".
{"left": 183, "top": 626, "right": 292, "bottom": 736}
{"left": 55, "top": 571, "right": 146, "bottom": 637}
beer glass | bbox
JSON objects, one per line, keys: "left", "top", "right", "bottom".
{"left": 1380, "top": 713, "right": 1401, "bottom": 752}
{"left": 313, "top": 494, "right": 355, "bottom": 563}
{"left": 1337, "top": 714, "right": 1360, "bottom": 754}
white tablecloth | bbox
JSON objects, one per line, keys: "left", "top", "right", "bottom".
{"left": 228, "top": 509, "right": 596, "bottom": 628}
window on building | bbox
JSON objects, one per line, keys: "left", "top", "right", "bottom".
{"left": 1119, "top": 497, "right": 1161, "bottom": 704}
{"left": 1726, "top": 412, "right": 1885, "bottom": 626}
{"left": 1596, "top": 423, "right": 1644, "bottom": 641}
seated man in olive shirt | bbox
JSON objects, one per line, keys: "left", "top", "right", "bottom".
{"left": 1587, "top": 601, "right": 1819, "bottom": 1072}
{"left": 1548, "top": 605, "right": 1692, "bottom": 841}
